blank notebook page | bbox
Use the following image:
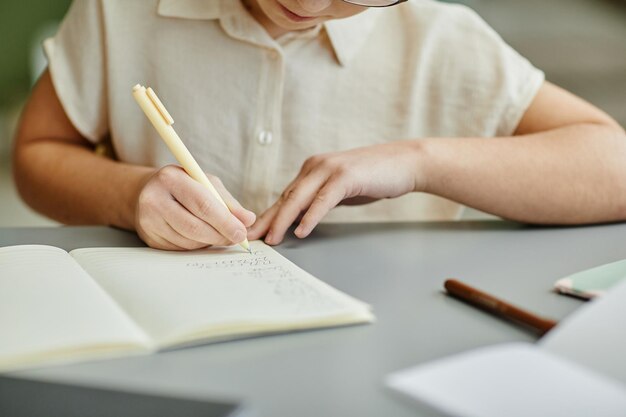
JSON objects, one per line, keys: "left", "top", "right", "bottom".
{"left": 0, "top": 245, "right": 150, "bottom": 370}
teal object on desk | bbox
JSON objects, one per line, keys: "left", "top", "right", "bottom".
{"left": 554, "top": 259, "right": 626, "bottom": 299}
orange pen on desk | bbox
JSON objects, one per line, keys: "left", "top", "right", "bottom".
{"left": 444, "top": 279, "right": 558, "bottom": 336}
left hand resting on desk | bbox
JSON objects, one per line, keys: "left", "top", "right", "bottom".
{"left": 247, "top": 141, "right": 423, "bottom": 245}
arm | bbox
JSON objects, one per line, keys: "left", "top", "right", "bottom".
{"left": 248, "top": 82, "right": 626, "bottom": 245}
{"left": 13, "top": 70, "right": 254, "bottom": 250}
{"left": 420, "top": 82, "right": 626, "bottom": 225}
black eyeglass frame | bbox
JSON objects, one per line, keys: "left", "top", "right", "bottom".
{"left": 341, "top": 0, "right": 409, "bottom": 7}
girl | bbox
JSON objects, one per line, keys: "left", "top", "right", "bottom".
{"left": 13, "top": 0, "right": 626, "bottom": 249}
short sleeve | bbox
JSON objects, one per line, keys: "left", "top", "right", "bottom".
{"left": 463, "top": 7, "right": 545, "bottom": 136}
{"left": 468, "top": 14, "right": 546, "bottom": 137}
{"left": 43, "top": 0, "right": 108, "bottom": 143}
{"left": 421, "top": 3, "right": 545, "bottom": 137}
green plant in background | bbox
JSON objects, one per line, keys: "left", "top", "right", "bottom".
{"left": 0, "top": 0, "right": 71, "bottom": 111}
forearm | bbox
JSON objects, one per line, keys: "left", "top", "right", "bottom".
{"left": 13, "top": 139, "right": 154, "bottom": 229}
{"left": 419, "top": 123, "right": 626, "bottom": 224}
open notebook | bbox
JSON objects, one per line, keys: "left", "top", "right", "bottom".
{"left": 0, "top": 241, "right": 373, "bottom": 372}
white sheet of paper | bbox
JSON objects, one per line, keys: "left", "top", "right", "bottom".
{"left": 541, "top": 277, "right": 626, "bottom": 384}
{"left": 71, "top": 241, "right": 373, "bottom": 346}
{"left": 386, "top": 343, "right": 626, "bottom": 417}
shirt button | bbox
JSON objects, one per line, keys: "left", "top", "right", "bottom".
{"left": 268, "top": 50, "right": 279, "bottom": 60}
{"left": 258, "top": 130, "right": 273, "bottom": 145}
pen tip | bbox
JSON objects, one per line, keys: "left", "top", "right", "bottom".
{"left": 240, "top": 240, "right": 251, "bottom": 253}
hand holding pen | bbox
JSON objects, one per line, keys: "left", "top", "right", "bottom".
{"left": 132, "top": 85, "right": 254, "bottom": 252}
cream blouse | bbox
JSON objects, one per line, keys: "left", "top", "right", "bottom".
{"left": 44, "top": 0, "right": 544, "bottom": 222}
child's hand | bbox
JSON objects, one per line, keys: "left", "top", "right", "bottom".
{"left": 248, "top": 141, "right": 424, "bottom": 245}
{"left": 134, "top": 165, "right": 256, "bottom": 250}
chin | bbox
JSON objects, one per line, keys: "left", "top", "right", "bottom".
{"left": 261, "top": 0, "right": 325, "bottom": 31}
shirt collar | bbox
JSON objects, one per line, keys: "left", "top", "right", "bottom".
{"left": 157, "top": 0, "right": 380, "bottom": 66}
{"left": 323, "top": 9, "right": 380, "bottom": 66}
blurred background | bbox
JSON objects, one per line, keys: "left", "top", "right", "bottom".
{"left": 0, "top": 0, "right": 625, "bottom": 227}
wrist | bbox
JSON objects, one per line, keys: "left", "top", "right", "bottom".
{"left": 114, "top": 165, "right": 155, "bottom": 231}
{"left": 400, "top": 138, "right": 432, "bottom": 193}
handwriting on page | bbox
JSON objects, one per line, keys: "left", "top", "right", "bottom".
{"left": 185, "top": 250, "right": 292, "bottom": 277}
{"left": 185, "top": 250, "right": 341, "bottom": 312}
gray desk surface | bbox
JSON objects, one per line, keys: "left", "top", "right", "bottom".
{"left": 3, "top": 221, "right": 620, "bottom": 416}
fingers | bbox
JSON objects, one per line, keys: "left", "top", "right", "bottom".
{"left": 156, "top": 219, "right": 210, "bottom": 250}
{"left": 137, "top": 199, "right": 216, "bottom": 250}
{"left": 248, "top": 156, "right": 349, "bottom": 245}
{"left": 247, "top": 203, "right": 279, "bottom": 241}
{"left": 294, "top": 178, "right": 346, "bottom": 238}
{"left": 139, "top": 230, "right": 185, "bottom": 251}
{"left": 247, "top": 167, "right": 317, "bottom": 243}
{"left": 162, "top": 199, "right": 232, "bottom": 247}
{"left": 137, "top": 215, "right": 194, "bottom": 251}
{"left": 208, "top": 174, "right": 256, "bottom": 227}
{"left": 168, "top": 171, "right": 248, "bottom": 244}
{"left": 135, "top": 165, "right": 254, "bottom": 250}
{"left": 264, "top": 172, "right": 329, "bottom": 245}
